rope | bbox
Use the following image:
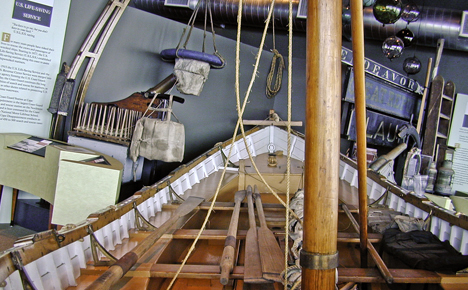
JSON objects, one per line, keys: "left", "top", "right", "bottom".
{"left": 265, "top": 16, "right": 284, "bottom": 99}
{"left": 175, "top": 0, "right": 225, "bottom": 68}
{"left": 166, "top": 0, "right": 298, "bottom": 287}
{"left": 281, "top": 265, "right": 302, "bottom": 290}
{"left": 266, "top": 49, "right": 284, "bottom": 98}
{"left": 233, "top": 0, "right": 303, "bottom": 226}
{"left": 165, "top": 0, "right": 261, "bottom": 287}
{"left": 284, "top": 0, "right": 293, "bottom": 286}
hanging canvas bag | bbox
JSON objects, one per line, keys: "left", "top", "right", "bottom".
{"left": 174, "top": 58, "right": 211, "bottom": 96}
{"left": 130, "top": 117, "right": 184, "bottom": 163}
{"left": 129, "top": 94, "right": 184, "bottom": 179}
{"left": 160, "top": 0, "right": 224, "bottom": 96}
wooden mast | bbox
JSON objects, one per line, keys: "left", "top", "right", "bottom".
{"left": 350, "top": 0, "right": 369, "bottom": 268}
{"left": 302, "top": 0, "right": 341, "bottom": 288}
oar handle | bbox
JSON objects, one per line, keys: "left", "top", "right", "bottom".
{"left": 220, "top": 190, "right": 245, "bottom": 285}
{"left": 220, "top": 240, "right": 235, "bottom": 285}
{"left": 246, "top": 186, "right": 256, "bottom": 229}
{"left": 253, "top": 186, "right": 267, "bottom": 228}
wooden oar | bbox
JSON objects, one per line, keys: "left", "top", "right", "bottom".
{"left": 85, "top": 196, "right": 204, "bottom": 290}
{"left": 253, "top": 185, "right": 283, "bottom": 282}
{"left": 220, "top": 190, "right": 246, "bottom": 285}
{"left": 244, "top": 185, "right": 269, "bottom": 283}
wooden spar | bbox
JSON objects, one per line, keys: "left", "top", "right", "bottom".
{"left": 350, "top": 0, "right": 368, "bottom": 268}
{"left": 302, "top": 0, "right": 341, "bottom": 288}
{"left": 416, "top": 58, "right": 433, "bottom": 133}
{"left": 219, "top": 190, "right": 246, "bottom": 285}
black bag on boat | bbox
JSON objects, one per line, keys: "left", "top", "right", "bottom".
{"left": 382, "top": 228, "right": 468, "bottom": 272}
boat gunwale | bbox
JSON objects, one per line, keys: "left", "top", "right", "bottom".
{"left": 340, "top": 154, "right": 468, "bottom": 231}
{"left": 0, "top": 126, "right": 267, "bottom": 282}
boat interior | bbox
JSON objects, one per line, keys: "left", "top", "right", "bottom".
{"left": 2, "top": 125, "right": 468, "bottom": 290}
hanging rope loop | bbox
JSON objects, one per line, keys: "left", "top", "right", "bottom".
{"left": 266, "top": 48, "right": 285, "bottom": 98}
{"left": 266, "top": 15, "right": 284, "bottom": 98}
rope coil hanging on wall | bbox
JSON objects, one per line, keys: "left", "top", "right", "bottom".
{"left": 266, "top": 17, "right": 285, "bottom": 99}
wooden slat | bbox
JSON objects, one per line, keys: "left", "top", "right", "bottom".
{"left": 338, "top": 268, "right": 441, "bottom": 284}
{"left": 113, "top": 277, "right": 150, "bottom": 290}
{"left": 439, "top": 272, "right": 468, "bottom": 288}
{"left": 122, "top": 264, "right": 461, "bottom": 286}
{"left": 148, "top": 264, "right": 244, "bottom": 279}
{"left": 242, "top": 120, "right": 303, "bottom": 127}
{"left": 171, "top": 229, "right": 247, "bottom": 240}
{"left": 168, "top": 229, "right": 381, "bottom": 243}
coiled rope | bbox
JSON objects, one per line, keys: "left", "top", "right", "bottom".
{"left": 266, "top": 18, "right": 285, "bottom": 99}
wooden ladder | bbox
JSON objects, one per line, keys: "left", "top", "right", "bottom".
{"left": 421, "top": 75, "right": 456, "bottom": 166}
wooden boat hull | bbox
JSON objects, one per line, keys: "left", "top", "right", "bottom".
{"left": 1, "top": 126, "right": 468, "bottom": 289}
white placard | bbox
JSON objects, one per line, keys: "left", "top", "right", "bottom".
{"left": 0, "top": 0, "right": 71, "bottom": 138}
{"left": 448, "top": 93, "right": 468, "bottom": 194}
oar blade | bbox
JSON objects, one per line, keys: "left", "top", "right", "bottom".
{"left": 244, "top": 227, "right": 268, "bottom": 283}
{"left": 257, "top": 227, "right": 284, "bottom": 282}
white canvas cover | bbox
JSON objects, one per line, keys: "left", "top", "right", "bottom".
{"left": 129, "top": 118, "right": 185, "bottom": 164}
{"left": 174, "top": 58, "right": 211, "bottom": 96}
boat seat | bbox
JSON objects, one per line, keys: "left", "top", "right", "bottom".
{"left": 382, "top": 228, "right": 468, "bottom": 272}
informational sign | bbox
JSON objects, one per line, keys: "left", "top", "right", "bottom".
{"left": 346, "top": 108, "right": 409, "bottom": 147}
{"left": 341, "top": 46, "right": 423, "bottom": 94}
{"left": 0, "top": 0, "right": 71, "bottom": 138}
{"left": 448, "top": 93, "right": 468, "bottom": 194}
{"left": 344, "top": 69, "right": 421, "bottom": 120}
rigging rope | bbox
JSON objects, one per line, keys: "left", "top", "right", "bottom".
{"left": 285, "top": 0, "right": 294, "bottom": 287}
{"left": 166, "top": 0, "right": 297, "bottom": 287}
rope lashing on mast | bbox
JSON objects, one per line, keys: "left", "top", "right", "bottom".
{"left": 282, "top": 190, "right": 304, "bottom": 289}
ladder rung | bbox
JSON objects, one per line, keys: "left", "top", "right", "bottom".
{"left": 442, "top": 94, "right": 453, "bottom": 101}
{"left": 440, "top": 113, "right": 450, "bottom": 120}
{"left": 437, "top": 132, "right": 448, "bottom": 139}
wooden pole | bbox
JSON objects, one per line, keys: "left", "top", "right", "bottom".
{"left": 416, "top": 58, "right": 433, "bottom": 134}
{"left": 302, "top": 0, "right": 341, "bottom": 288}
{"left": 350, "top": 0, "right": 368, "bottom": 268}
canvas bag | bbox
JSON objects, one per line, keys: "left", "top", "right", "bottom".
{"left": 129, "top": 94, "right": 185, "bottom": 179}
{"left": 167, "top": 1, "right": 224, "bottom": 96}
{"left": 174, "top": 58, "right": 210, "bottom": 96}
{"left": 130, "top": 118, "right": 184, "bottom": 163}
